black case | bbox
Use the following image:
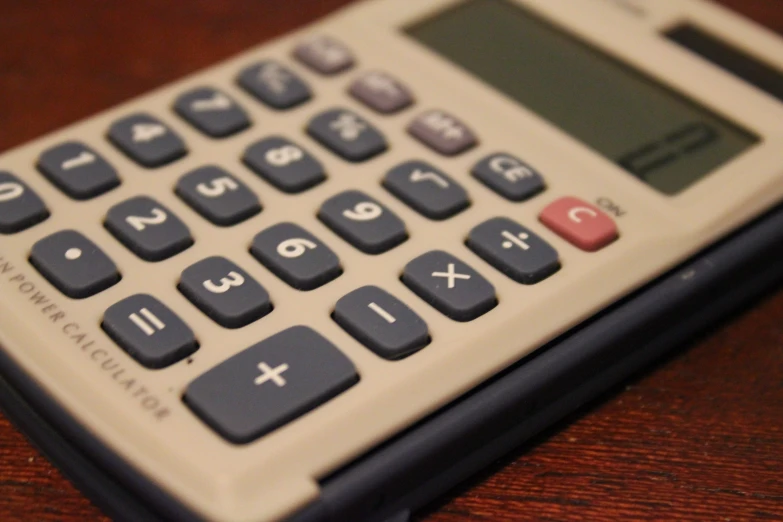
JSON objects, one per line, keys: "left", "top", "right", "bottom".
{"left": 2, "top": 202, "right": 783, "bottom": 522}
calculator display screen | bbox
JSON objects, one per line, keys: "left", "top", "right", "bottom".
{"left": 406, "top": 0, "right": 759, "bottom": 194}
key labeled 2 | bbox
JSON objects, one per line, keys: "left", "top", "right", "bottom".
{"left": 179, "top": 256, "right": 272, "bottom": 328}
{"left": 105, "top": 196, "right": 193, "bottom": 261}
{"left": 318, "top": 190, "right": 407, "bottom": 254}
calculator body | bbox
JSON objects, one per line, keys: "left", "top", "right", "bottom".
{"left": 0, "top": 1, "right": 781, "bottom": 521}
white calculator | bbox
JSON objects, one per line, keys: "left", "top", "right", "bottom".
{"left": 0, "top": 0, "right": 782, "bottom": 520}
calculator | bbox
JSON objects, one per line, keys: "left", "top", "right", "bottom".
{"left": 1, "top": 0, "right": 782, "bottom": 521}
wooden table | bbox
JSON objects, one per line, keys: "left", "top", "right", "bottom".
{"left": 1, "top": 1, "right": 781, "bottom": 520}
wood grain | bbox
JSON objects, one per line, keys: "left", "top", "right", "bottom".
{"left": 1, "top": 1, "right": 781, "bottom": 521}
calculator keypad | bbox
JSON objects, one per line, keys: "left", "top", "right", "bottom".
{"left": 471, "top": 153, "right": 546, "bottom": 202}
{"left": 539, "top": 197, "right": 619, "bottom": 252}
{"left": 103, "top": 294, "right": 198, "bottom": 369}
{"left": 30, "top": 230, "right": 120, "bottom": 299}
{"left": 174, "top": 87, "right": 251, "bottom": 138}
{"left": 383, "top": 160, "right": 470, "bottom": 220}
{"left": 349, "top": 71, "right": 414, "bottom": 114}
{"left": 37, "top": 142, "right": 120, "bottom": 200}
{"left": 318, "top": 190, "right": 408, "bottom": 254}
{"left": 176, "top": 166, "right": 261, "bottom": 226}
{"left": 402, "top": 250, "right": 497, "bottom": 322}
{"left": 237, "top": 60, "right": 312, "bottom": 110}
{"left": 250, "top": 222, "right": 342, "bottom": 290}
{"left": 179, "top": 256, "right": 272, "bottom": 329}
{"left": 294, "top": 35, "right": 355, "bottom": 75}
{"left": 105, "top": 196, "right": 193, "bottom": 261}
{"left": 243, "top": 136, "right": 326, "bottom": 193}
{"left": 333, "top": 286, "right": 429, "bottom": 360}
{"left": 185, "top": 326, "right": 358, "bottom": 444}
{"left": 0, "top": 171, "right": 49, "bottom": 234}
{"left": 466, "top": 218, "right": 560, "bottom": 284}
{"left": 408, "top": 109, "right": 478, "bottom": 156}
{"left": 5, "top": 31, "right": 624, "bottom": 451}
{"left": 307, "top": 108, "right": 387, "bottom": 162}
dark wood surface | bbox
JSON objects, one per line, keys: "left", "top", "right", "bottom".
{"left": 1, "top": 1, "right": 782, "bottom": 520}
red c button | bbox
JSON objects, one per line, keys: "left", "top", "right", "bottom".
{"left": 539, "top": 196, "right": 618, "bottom": 252}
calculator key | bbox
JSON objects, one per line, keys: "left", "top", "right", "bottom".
{"left": 539, "top": 197, "right": 619, "bottom": 252}
{"left": 466, "top": 218, "right": 560, "bottom": 284}
{"left": 176, "top": 166, "right": 261, "bottom": 226}
{"left": 30, "top": 230, "right": 120, "bottom": 299}
{"left": 318, "top": 190, "right": 407, "bottom": 254}
{"left": 383, "top": 160, "right": 470, "bottom": 220}
{"left": 293, "top": 35, "right": 355, "bottom": 75}
{"left": 107, "top": 113, "right": 187, "bottom": 168}
{"left": 0, "top": 171, "right": 49, "bottom": 234}
{"left": 333, "top": 286, "right": 429, "bottom": 360}
{"left": 243, "top": 137, "right": 325, "bottom": 193}
{"left": 402, "top": 251, "right": 496, "bottom": 322}
{"left": 307, "top": 108, "right": 387, "bottom": 162}
{"left": 250, "top": 223, "right": 341, "bottom": 290}
{"left": 408, "top": 109, "right": 477, "bottom": 156}
{"left": 471, "top": 153, "right": 546, "bottom": 202}
{"left": 236, "top": 60, "right": 312, "bottom": 110}
{"left": 37, "top": 142, "right": 120, "bottom": 200}
{"left": 103, "top": 294, "right": 198, "bottom": 369}
{"left": 105, "top": 196, "right": 193, "bottom": 261}
{"left": 348, "top": 71, "right": 414, "bottom": 114}
{"left": 185, "top": 326, "right": 357, "bottom": 443}
{"left": 174, "top": 87, "right": 250, "bottom": 138}
{"left": 179, "top": 256, "right": 272, "bottom": 329}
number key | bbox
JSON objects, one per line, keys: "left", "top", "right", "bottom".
{"left": 250, "top": 223, "right": 341, "bottom": 290}
{"left": 243, "top": 136, "right": 325, "bottom": 193}
{"left": 105, "top": 196, "right": 193, "bottom": 261}
{"left": 107, "top": 113, "right": 187, "bottom": 168}
{"left": 179, "top": 256, "right": 272, "bottom": 328}
{"left": 318, "top": 190, "right": 407, "bottom": 254}
{"left": 176, "top": 166, "right": 261, "bottom": 226}
{"left": 0, "top": 171, "right": 49, "bottom": 234}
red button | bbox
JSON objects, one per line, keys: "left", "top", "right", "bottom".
{"left": 539, "top": 197, "right": 618, "bottom": 252}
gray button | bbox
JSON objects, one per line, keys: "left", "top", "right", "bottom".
{"left": 349, "top": 71, "right": 414, "bottom": 114}
{"left": 105, "top": 196, "right": 193, "bottom": 261}
{"left": 176, "top": 166, "right": 260, "bottom": 226}
{"left": 37, "top": 142, "right": 120, "bottom": 200}
{"left": 407, "top": 110, "right": 477, "bottom": 156}
{"left": 174, "top": 87, "right": 250, "bottom": 138}
{"left": 185, "top": 326, "right": 358, "bottom": 443}
{"left": 293, "top": 35, "right": 355, "bottom": 75}
{"left": 0, "top": 171, "right": 49, "bottom": 234}
{"left": 402, "top": 250, "right": 496, "bottom": 322}
{"left": 103, "top": 294, "right": 198, "bottom": 369}
{"left": 107, "top": 113, "right": 187, "bottom": 168}
{"left": 307, "top": 108, "right": 387, "bottom": 163}
{"left": 383, "top": 160, "right": 470, "bottom": 220}
{"left": 466, "top": 218, "right": 560, "bottom": 284}
{"left": 250, "top": 222, "right": 341, "bottom": 290}
{"left": 30, "top": 230, "right": 120, "bottom": 299}
{"left": 237, "top": 60, "right": 312, "bottom": 110}
{"left": 318, "top": 190, "right": 407, "bottom": 254}
{"left": 472, "top": 153, "right": 545, "bottom": 202}
{"left": 243, "top": 136, "right": 325, "bottom": 193}
{"left": 179, "top": 256, "right": 272, "bottom": 328}
{"left": 333, "top": 286, "right": 429, "bottom": 360}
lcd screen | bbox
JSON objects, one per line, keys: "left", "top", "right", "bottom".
{"left": 406, "top": 0, "right": 758, "bottom": 194}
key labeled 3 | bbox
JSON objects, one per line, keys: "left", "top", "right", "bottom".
{"left": 179, "top": 256, "right": 272, "bottom": 328}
